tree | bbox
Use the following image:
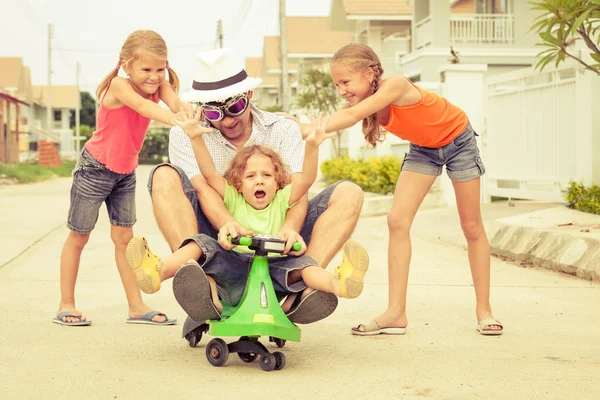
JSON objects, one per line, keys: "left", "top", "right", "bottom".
{"left": 530, "top": 0, "right": 600, "bottom": 75}
{"left": 70, "top": 91, "right": 97, "bottom": 128}
{"left": 295, "top": 69, "right": 344, "bottom": 157}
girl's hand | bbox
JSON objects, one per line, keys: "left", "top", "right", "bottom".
{"left": 172, "top": 107, "right": 212, "bottom": 139}
{"left": 304, "top": 113, "right": 329, "bottom": 147}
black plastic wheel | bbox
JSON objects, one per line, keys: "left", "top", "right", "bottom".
{"left": 273, "top": 351, "right": 286, "bottom": 370}
{"left": 206, "top": 338, "right": 229, "bottom": 367}
{"left": 274, "top": 338, "right": 286, "bottom": 348}
{"left": 188, "top": 333, "right": 201, "bottom": 348}
{"left": 259, "top": 353, "right": 276, "bottom": 371}
{"left": 238, "top": 352, "right": 258, "bottom": 363}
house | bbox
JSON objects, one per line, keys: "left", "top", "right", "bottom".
{"left": 0, "top": 57, "right": 80, "bottom": 161}
{"left": 31, "top": 85, "right": 80, "bottom": 158}
{"left": 0, "top": 89, "right": 29, "bottom": 164}
{"left": 0, "top": 57, "right": 33, "bottom": 157}
{"left": 252, "top": 17, "right": 352, "bottom": 110}
{"left": 330, "top": 0, "right": 539, "bottom": 81}
{"left": 328, "top": 0, "right": 541, "bottom": 162}
{"left": 245, "top": 55, "right": 292, "bottom": 110}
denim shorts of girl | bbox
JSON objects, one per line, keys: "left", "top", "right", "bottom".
{"left": 181, "top": 234, "right": 314, "bottom": 306}
{"left": 401, "top": 122, "right": 486, "bottom": 183}
{"left": 67, "top": 148, "right": 137, "bottom": 234}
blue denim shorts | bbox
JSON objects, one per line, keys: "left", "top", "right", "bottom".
{"left": 182, "top": 234, "right": 315, "bottom": 306}
{"left": 67, "top": 148, "right": 136, "bottom": 234}
{"left": 147, "top": 163, "right": 341, "bottom": 243}
{"left": 401, "top": 122, "right": 485, "bottom": 182}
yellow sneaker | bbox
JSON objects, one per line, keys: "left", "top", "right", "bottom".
{"left": 126, "top": 236, "right": 162, "bottom": 294}
{"left": 334, "top": 240, "right": 369, "bottom": 298}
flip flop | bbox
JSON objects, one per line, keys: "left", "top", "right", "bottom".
{"left": 53, "top": 310, "right": 92, "bottom": 326}
{"left": 477, "top": 318, "right": 503, "bottom": 336}
{"left": 351, "top": 319, "right": 406, "bottom": 336}
{"left": 286, "top": 290, "right": 338, "bottom": 324}
{"left": 173, "top": 261, "right": 221, "bottom": 322}
{"left": 127, "top": 311, "right": 177, "bottom": 325}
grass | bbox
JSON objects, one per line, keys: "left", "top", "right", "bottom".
{"left": 0, "top": 161, "right": 76, "bottom": 184}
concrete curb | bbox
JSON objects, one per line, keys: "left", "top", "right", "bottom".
{"left": 488, "top": 207, "right": 600, "bottom": 281}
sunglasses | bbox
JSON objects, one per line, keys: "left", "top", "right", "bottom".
{"left": 201, "top": 93, "right": 249, "bottom": 122}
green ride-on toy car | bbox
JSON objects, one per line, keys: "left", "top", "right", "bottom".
{"left": 181, "top": 234, "right": 302, "bottom": 371}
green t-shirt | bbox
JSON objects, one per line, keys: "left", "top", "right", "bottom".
{"left": 224, "top": 183, "right": 292, "bottom": 253}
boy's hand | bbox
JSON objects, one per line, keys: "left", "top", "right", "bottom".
{"left": 304, "top": 113, "right": 329, "bottom": 147}
{"left": 218, "top": 220, "right": 254, "bottom": 250}
{"left": 173, "top": 107, "right": 212, "bottom": 139}
{"left": 277, "top": 226, "right": 306, "bottom": 256}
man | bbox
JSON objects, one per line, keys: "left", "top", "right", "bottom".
{"left": 147, "top": 47, "right": 365, "bottom": 324}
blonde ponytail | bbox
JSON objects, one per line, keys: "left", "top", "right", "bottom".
{"left": 96, "top": 68, "right": 119, "bottom": 100}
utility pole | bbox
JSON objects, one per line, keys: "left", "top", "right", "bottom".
{"left": 47, "top": 23, "right": 53, "bottom": 138}
{"left": 216, "top": 19, "right": 223, "bottom": 48}
{"left": 279, "top": 0, "right": 290, "bottom": 111}
{"left": 75, "top": 62, "right": 81, "bottom": 160}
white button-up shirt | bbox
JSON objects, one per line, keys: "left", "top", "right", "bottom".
{"left": 168, "top": 104, "right": 305, "bottom": 179}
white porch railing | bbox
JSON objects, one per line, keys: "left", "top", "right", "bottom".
{"left": 415, "top": 14, "right": 514, "bottom": 49}
{"left": 451, "top": 14, "right": 514, "bottom": 44}
{"left": 485, "top": 67, "right": 578, "bottom": 202}
{"left": 414, "top": 16, "right": 432, "bottom": 49}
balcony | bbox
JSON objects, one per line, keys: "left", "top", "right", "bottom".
{"left": 415, "top": 14, "right": 514, "bottom": 50}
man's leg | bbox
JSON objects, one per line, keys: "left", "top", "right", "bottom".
{"left": 148, "top": 164, "right": 216, "bottom": 252}
{"left": 302, "top": 181, "right": 364, "bottom": 269}
{"left": 285, "top": 181, "right": 364, "bottom": 324}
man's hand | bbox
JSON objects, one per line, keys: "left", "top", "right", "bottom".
{"left": 173, "top": 107, "right": 212, "bottom": 139}
{"left": 305, "top": 113, "right": 329, "bottom": 147}
{"left": 277, "top": 226, "right": 307, "bottom": 256}
{"left": 217, "top": 220, "right": 254, "bottom": 250}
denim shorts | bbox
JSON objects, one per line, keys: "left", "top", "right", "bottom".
{"left": 181, "top": 234, "right": 315, "bottom": 306}
{"left": 401, "top": 122, "right": 486, "bottom": 182}
{"left": 147, "top": 163, "right": 342, "bottom": 243}
{"left": 67, "top": 148, "right": 136, "bottom": 234}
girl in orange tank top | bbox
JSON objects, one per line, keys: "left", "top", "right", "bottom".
{"left": 54, "top": 30, "right": 188, "bottom": 327}
{"left": 320, "top": 43, "right": 502, "bottom": 336}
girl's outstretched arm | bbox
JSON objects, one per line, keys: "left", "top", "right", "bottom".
{"left": 159, "top": 82, "right": 191, "bottom": 113}
{"left": 110, "top": 77, "right": 176, "bottom": 125}
{"left": 289, "top": 115, "right": 329, "bottom": 205}
{"left": 323, "top": 75, "right": 407, "bottom": 136}
{"left": 173, "top": 109, "right": 227, "bottom": 198}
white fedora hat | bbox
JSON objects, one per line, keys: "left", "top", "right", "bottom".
{"left": 184, "top": 47, "right": 262, "bottom": 103}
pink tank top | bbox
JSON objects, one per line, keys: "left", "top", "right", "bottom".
{"left": 84, "top": 93, "right": 156, "bottom": 174}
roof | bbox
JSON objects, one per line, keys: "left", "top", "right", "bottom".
{"left": 0, "top": 57, "right": 24, "bottom": 89}
{"left": 0, "top": 89, "right": 30, "bottom": 106}
{"left": 245, "top": 57, "right": 279, "bottom": 86}
{"left": 340, "top": 0, "right": 412, "bottom": 16}
{"left": 286, "top": 17, "right": 353, "bottom": 55}
{"left": 262, "top": 36, "right": 299, "bottom": 72}
{"left": 32, "top": 85, "right": 80, "bottom": 109}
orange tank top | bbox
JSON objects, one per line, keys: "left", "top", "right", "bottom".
{"left": 380, "top": 78, "right": 468, "bottom": 148}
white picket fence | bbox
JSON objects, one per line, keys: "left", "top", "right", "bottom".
{"left": 485, "top": 67, "right": 580, "bottom": 202}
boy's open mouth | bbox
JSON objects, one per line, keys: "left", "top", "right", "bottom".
{"left": 254, "top": 190, "right": 266, "bottom": 199}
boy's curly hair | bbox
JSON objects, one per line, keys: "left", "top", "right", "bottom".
{"left": 224, "top": 145, "right": 291, "bottom": 191}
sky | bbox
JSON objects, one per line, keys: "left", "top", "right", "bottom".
{"left": 0, "top": 0, "right": 332, "bottom": 96}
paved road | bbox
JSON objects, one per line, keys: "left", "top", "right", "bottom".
{"left": 1, "top": 165, "right": 598, "bottom": 399}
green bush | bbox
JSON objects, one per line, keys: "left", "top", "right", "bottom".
{"left": 0, "top": 161, "right": 76, "bottom": 183}
{"left": 564, "top": 181, "right": 600, "bottom": 215}
{"left": 139, "top": 127, "right": 169, "bottom": 164}
{"left": 320, "top": 155, "right": 402, "bottom": 195}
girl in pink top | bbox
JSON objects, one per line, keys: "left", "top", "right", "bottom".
{"left": 53, "top": 30, "right": 184, "bottom": 326}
